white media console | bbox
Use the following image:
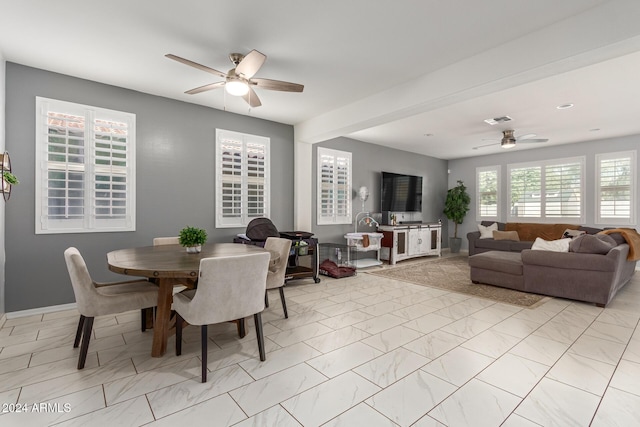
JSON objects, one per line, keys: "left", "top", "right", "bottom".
{"left": 378, "top": 223, "right": 442, "bottom": 265}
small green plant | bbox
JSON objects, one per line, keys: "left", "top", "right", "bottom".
{"left": 443, "top": 180, "right": 470, "bottom": 239}
{"left": 179, "top": 226, "right": 208, "bottom": 247}
{"left": 3, "top": 171, "right": 19, "bottom": 185}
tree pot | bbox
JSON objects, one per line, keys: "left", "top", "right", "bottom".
{"left": 449, "top": 237, "right": 462, "bottom": 253}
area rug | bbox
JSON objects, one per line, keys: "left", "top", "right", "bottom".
{"left": 367, "top": 256, "right": 549, "bottom": 308}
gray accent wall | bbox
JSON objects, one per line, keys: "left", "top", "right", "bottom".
{"left": 447, "top": 135, "right": 640, "bottom": 251}
{"left": 5, "top": 63, "right": 294, "bottom": 312}
{"left": 311, "top": 137, "right": 449, "bottom": 244}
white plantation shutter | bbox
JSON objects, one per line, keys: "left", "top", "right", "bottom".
{"left": 35, "top": 97, "right": 136, "bottom": 234}
{"left": 317, "top": 147, "right": 352, "bottom": 225}
{"left": 476, "top": 166, "right": 500, "bottom": 221}
{"left": 544, "top": 161, "right": 582, "bottom": 219}
{"left": 216, "top": 129, "right": 270, "bottom": 228}
{"left": 596, "top": 151, "right": 636, "bottom": 225}
{"left": 508, "top": 156, "right": 584, "bottom": 223}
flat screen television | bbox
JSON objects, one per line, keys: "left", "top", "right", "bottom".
{"left": 381, "top": 171, "right": 423, "bottom": 212}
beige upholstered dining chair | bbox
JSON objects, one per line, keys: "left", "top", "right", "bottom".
{"left": 173, "top": 251, "right": 270, "bottom": 382}
{"left": 153, "top": 236, "right": 180, "bottom": 246}
{"left": 264, "top": 237, "right": 292, "bottom": 318}
{"left": 153, "top": 236, "right": 192, "bottom": 292}
{"left": 64, "top": 247, "right": 159, "bottom": 369}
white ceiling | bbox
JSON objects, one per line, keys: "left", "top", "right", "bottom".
{"left": 2, "top": 0, "right": 640, "bottom": 159}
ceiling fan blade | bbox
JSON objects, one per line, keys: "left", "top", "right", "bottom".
{"left": 235, "top": 50, "right": 266, "bottom": 79}
{"left": 242, "top": 87, "right": 262, "bottom": 108}
{"left": 519, "top": 138, "right": 549, "bottom": 143}
{"left": 516, "top": 133, "right": 537, "bottom": 140}
{"left": 165, "top": 54, "right": 227, "bottom": 78}
{"left": 251, "top": 78, "right": 304, "bottom": 92}
{"left": 472, "top": 142, "right": 500, "bottom": 150}
{"left": 185, "top": 81, "right": 225, "bottom": 95}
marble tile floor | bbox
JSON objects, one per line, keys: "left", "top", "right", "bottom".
{"left": 1, "top": 256, "right": 640, "bottom": 426}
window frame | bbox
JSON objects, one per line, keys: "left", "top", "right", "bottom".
{"left": 215, "top": 128, "right": 270, "bottom": 229}
{"left": 317, "top": 147, "right": 352, "bottom": 225}
{"left": 476, "top": 165, "right": 501, "bottom": 222}
{"left": 595, "top": 150, "right": 637, "bottom": 226}
{"left": 507, "top": 156, "right": 585, "bottom": 224}
{"left": 35, "top": 97, "right": 136, "bottom": 234}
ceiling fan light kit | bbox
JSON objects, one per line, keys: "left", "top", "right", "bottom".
{"left": 166, "top": 50, "right": 303, "bottom": 107}
{"left": 473, "top": 129, "right": 549, "bottom": 150}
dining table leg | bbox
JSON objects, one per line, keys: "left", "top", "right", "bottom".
{"left": 152, "top": 278, "right": 174, "bottom": 357}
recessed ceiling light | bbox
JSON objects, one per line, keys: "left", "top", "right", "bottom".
{"left": 556, "top": 103, "right": 574, "bottom": 110}
{"left": 589, "top": 128, "right": 601, "bottom": 132}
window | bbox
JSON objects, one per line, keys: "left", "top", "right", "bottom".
{"left": 508, "top": 156, "right": 584, "bottom": 223}
{"left": 596, "top": 150, "right": 636, "bottom": 225}
{"left": 216, "top": 129, "right": 270, "bottom": 228}
{"left": 35, "top": 97, "right": 136, "bottom": 234}
{"left": 476, "top": 166, "right": 500, "bottom": 221}
{"left": 317, "top": 147, "right": 352, "bottom": 225}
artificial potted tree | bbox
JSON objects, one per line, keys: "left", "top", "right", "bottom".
{"left": 179, "top": 226, "right": 208, "bottom": 253}
{"left": 443, "top": 180, "right": 470, "bottom": 253}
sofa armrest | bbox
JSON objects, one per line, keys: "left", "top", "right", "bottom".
{"left": 467, "top": 231, "right": 481, "bottom": 256}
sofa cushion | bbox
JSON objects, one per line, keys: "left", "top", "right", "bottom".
{"left": 478, "top": 222, "right": 498, "bottom": 239}
{"left": 531, "top": 237, "right": 571, "bottom": 252}
{"left": 510, "top": 241, "right": 534, "bottom": 252}
{"left": 603, "top": 232, "right": 626, "bottom": 246}
{"left": 569, "top": 234, "right": 617, "bottom": 254}
{"left": 474, "top": 238, "right": 512, "bottom": 251}
{"left": 469, "top": 251, "right": 523, "bottom": 275}
{"left": 493, "top": 230, "right": 520, "bottom": 241}
{"left": 579, "top": 226, "right": 603, "bottom": 235}
{"left": 505, "top": 223, "right": 580, "bottom": 242}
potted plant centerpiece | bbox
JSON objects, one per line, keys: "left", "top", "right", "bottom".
{"left": 443, "top": 180, "right": 470, "bottom": 253}
{"left": 179, "top": 226, "right": 208, "bottom": 253}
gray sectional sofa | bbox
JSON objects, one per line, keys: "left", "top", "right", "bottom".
{"left": 467, "top": 221, "right": 638, "bottom": 306}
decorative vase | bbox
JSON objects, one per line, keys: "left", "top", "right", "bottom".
{"left": 185, "top": 245, "right": 202, "bottom": 254}
{"left": 449, "top": 237, "right": 462, "bottom": 253}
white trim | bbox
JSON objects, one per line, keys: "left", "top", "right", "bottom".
{"left": 317, "top": 147, "right": 352, "bottom": 225}
{"left": 507, "top": 156, "right": 585, "bottom": 224}
{"left": 35, "top": 97, "right": 136, "bottom": 234}
{"left": 6, "top": 302, "right": 77, "bottom": 319}
{"left": 476, "top": 165, "right": 501, "bottom": 222}
{"left": 595, "top": 150, "right": 637, "bottom": 226}
{"left": 215, "top": 129, "right": 271, "bottom": 228}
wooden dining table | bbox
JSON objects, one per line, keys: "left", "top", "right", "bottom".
{"left": 107, "top": 242, "right": 277, "bottom": 357}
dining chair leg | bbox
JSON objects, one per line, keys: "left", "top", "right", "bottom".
{"left": 264, "top": 291, "right": 269, "bottom": 308}
{"left": 176, "top": 313, "right": 183, "bottom": 356}
{"left": 141, "top": 308, "right": 147, "bottom": 332}
{"left": 74, "top": 315, "right": 85, "bottom": 348}
{"left": 279, "top": 287, "right": 288, "bottom": 319}
{"left": 78, "top": 316, "right": 94, "bottom": 369}
{"left": 201, "top": 324, "right": 208, "bottom": 383}
{"left": 236, "top": 318, "right": 246, "bottom": 338}
{"left": 254, "top": 312, "right": 266, "bottom": 362}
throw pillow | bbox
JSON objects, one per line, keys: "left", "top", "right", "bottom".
{"left": 531, "top": 237, "right": 571, "bottom": 252}
{"left": 600, "top": 231, "right": 626, "bottom": 245}
{"left": 563, "top": 229, "right": 586, "bottom": 239}
{"left": 493, "top": 230, "right": 520, "bottom": 241}
{"left": 569, "top": 234, "right": 617, "bottom": 254}
{"left": 478, "top": 222, "right": 498, "bottom": 239}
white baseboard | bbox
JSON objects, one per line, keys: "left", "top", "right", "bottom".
{"left": 6, "top": 303, "right": 77, "bottom": 319}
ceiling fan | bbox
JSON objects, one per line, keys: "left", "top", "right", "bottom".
{"left": 166, "top": 50, "right": 304, "bottom": 108}
{"left": 473, "top": 129, "right": 549, "bottom": 150}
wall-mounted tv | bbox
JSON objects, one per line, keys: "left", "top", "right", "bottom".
{"left": 381, "top": 171, "right": 423, "bottom": 212}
